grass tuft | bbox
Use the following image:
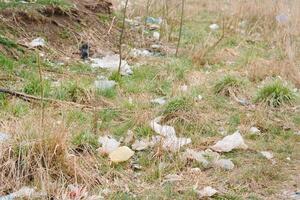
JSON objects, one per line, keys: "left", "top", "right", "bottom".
{"left": 254, "top": 80, "right": 296, "bottom": 107}
{"left": 163, "top": 96, "right": 193, "bottom": 115}
{"left": 214, "top": 75, "right": 244, "bottom": 96}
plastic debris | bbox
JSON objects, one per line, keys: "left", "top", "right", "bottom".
{"left": 211, "top": 130, "right": 248, "bottom": 152}
{"left": 90, "top": 54, "right": 133, "bottom": 76}
{"left": 67, "top": 184, "right": 88, "bottom": 200}
{"left": 98, "top": 136, "right": 120, "bottom": 154}
{"left": 130, "top": 48, "right": 153, "bottom": 58}
{"left": 0, "top": 187, "right": 45, "bottom": 200}
{"left": 209, "top": 24, "right": 219, "bottom": 31}
{"left": 94, "top": 76, "right": 116, "bottom": 90}
{"left": 164, "top": 174, "right": 183, "bottom": 183}
{"left": 151, "top": 44, "right": 161, "bottom": 50}
{"left": 250, "top": 127, "right": 261, "bottom": 134}
{"left": 214, "top": 159, "right": 234, "bottom": 170}
{"left": 295, "top": 131, "right": 300, "bottom": 136}
{"left": 146, "top": 17, "right": 162, "bottom": 25}
{"left": 0, "top": 132, "right": 10, "bottom": 143}
{"left": 290, "top": 192, "right": 300, "bottom": 200}
{"left": 28, "top": 37, "right": 45, "bottom": 48}
{"left": 185, "top": 149, "right": 220, "bottom": 168}
{"left": 197, "top": 95, "right": 203, "bottom": 101}
{"left": 260, "top": 151, "right": 274, "bottom": 160}
{"left": 124, "top": 130, "right": 135, "bottom": 144}
{"left": 132, "top": 139, "right": 149, "bottom": 151}
{"left": 150, "top": 117, "right": 191, "bottom": 152}
{"left": 196, "top": 186, "right": 218, "bottom": 198}
{"left": 153, "top": 31, "right": 160, "bottom": 40}
{"left": 276, "top": 14, "right": 289, "bottom": 24}
{"left": 180, "top": 84, "right": 188, "bottom": 92}
{"left": 109, "top": 146, "right": 134, "bottom": 163}
{"left": 150, "top": 97, "right": 167, "bottom": 105}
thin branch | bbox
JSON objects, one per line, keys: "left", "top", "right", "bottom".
{"left": 118, "top": 0, "right": 129, "bottom": 75}
{"left": 176, "top": 0, "right": 185, "bottom": 57}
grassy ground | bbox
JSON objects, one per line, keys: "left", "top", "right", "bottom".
{"left": 0, "top": 0, "right": 300, "bottom": 199}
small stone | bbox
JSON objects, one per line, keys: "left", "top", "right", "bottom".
{"left": 214, "top": 159, "right": 234, "bottom": 170}
{"left": 250, "top": 127, "right": 261, "bottom": 134}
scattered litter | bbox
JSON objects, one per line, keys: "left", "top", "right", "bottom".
{"left": 185, "top": 149, "right": 220, "bottom": 168}
{"left": 151, "top": 97, "right": 167, "bottom": 105}
{"left": 124, "top": 130, "right": 135, "bottom": 144}
{"left": 164, "top": 174, "right": 183, "bottom": 183}
{"left": 0, "top": 187, "right": 45, "bottom": 200}
{"left": 130, "top": 48, "right": 153, "bottom": 58}
{"left": 0, "top": 132, "right": 10, "bottom": 143}
{"left": 180, "top": 84, "right": 188, "bottom": 92}
{"left": 153, "top": 31, "right": 160, "bottom": 40}
{"left": 214, "top": 159, "right": 234, "bottom": 170}
{"left": 151, "top": 44, "right": 161, "bottom": 50}
{"left": 211, "top": 131, "right": 248, "bottom": 152}
{"left": 150, "top": 117, "right": 191, "bottom": 152}
{"left": 289, "top": 192, "right": 300, "bottom": 200}
{"left": 237, "top": 98, "right": 250, "bottom": 106}
{"left": 196, "top": 95, "right": 203, "bottom": 101}
{"left": 109, "top": 146, "right": 134, "bottom": 163}
{"left": 196, "top": 186, "right": 218, "bottom": 198}
{"left": 131, "top": 163, "right": 142, "bottom": 170}
{"left": 28, "top": 37, "right": 45, "bottom": 48}
{"left": 125, "top": 18, "right": 140, "bottom": 27}
{"left": 295, "top": 131, "right": 300, "bottom": 136}
{"left": 286, "top": 157, "right": 291, "bottom": 161}
{"left": 209, "top": 24, "right": 219, "bottom": 31}
{"left": 94, "top": 76, "right": 116, "bottom": 90}
{"left": 132, "top": 139, "right": 149, "bottom": 151}
{"left": 250, "top": 127, "right": 261, "bottom": 134}
{"left": 260, "top": 151, "right": 274, "bottom": 160}
{"left": 146, "top": 17, "right": 162, "bottom": 25}
{"left": 276, "top": 14, "right": 289, "bottom": 24}
{"left": 98, "top": 136, "right": 120, "bottom": 154}
{"left": 67, "top": 184, "right": 88, "bottom": 200}
{"left": 90, "top": 54, "right": 133, "bottom": 76}
{"left": 218, "top": 127, "right": 227, "bottom": 135}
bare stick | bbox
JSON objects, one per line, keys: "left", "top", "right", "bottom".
{"left": 36, "top": 52, "right": 45, "bottom": 128}
{"left": 175, "top": 0, "right": 185, "bottom": 57}
{"left": 118, "top": 0, "right": 129, "bottom": 75}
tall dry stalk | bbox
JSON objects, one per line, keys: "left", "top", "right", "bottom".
{"left": 118, "top": 0, "right": 129, "bottom": 76}
{"left": 176, "top": 0, "right": 185, "bottom": 57}
{"left": 37, "top": 52, "right": 44, "bottom": 130}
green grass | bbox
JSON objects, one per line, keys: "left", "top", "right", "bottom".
{"left": 254, "top": 80, "right": 296, "bottom": 107}
{"left": 23, "top": 76, "right": 52, "bottom": 97}
{"left": 0, "top": 0, "right": 71, "bottom": 10}
{"left": 163, "top": 96, "right": 193, "bottom": 115}
{"left": 0, "top": 35, "right": 23, "bottom": 51}
{"left": 71, "top": 131, "right": 99, "bottom": 151}
{"left": 214, "top": 75, "right": 244, "bottom": 95}
{"left": 54, "top": 81, "right": 87, "bottom": 102}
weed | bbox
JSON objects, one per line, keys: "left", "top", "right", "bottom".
{"left": 163, "top": 96, "right": 193, "bottom": 115}
{"left": 96, "top": 87, "right": 117, "bottom": 99}
{"left": 71, "top": 131, "right": 99, "bottom": 151}
{"left": 54, "top": 81, "right": 87, "bottom": 102}
{"left": 23, "top": 76, "right": 51, "bottom": 97}
{"left": 254, "top": 80, "right": 296, "bottom": 107}
{"left": 214, "top": 75, "right": 244, "bottom": 96}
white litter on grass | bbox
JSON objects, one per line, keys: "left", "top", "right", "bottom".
{"left": 94, "top": 76, "right": 116, "bottom": 90}
{"left": 209, "top": 23, "right": 219, "bottom": 31}
{"left": 295, "top": 131, "right": 300, "bottom": 136}
{"left": 109, "top": 146, "right": 134, "bottom": 163}
{"left": 153, "top": 31, "right": 160, "bottom": 40}
{"left": 124, "top": 130, "right": 134, "bottom": 144}
{"left": 214, "top": 159, "right": 235, "bottom": 170}
{"left": 98, "top": 136, "right": 120, "bottom": 154}
{"left": 28, "top": 37, "right": 45, "bottom": 48}
{"left": 0, "top": 132, "right": 10, "bottom": 143}
{"left": 250, "top": 127, "right": 261, "bottom": 134}
{"left": 132, "top": 139, "right": 149, "bottom": 151}
{"left": 130, "top": 48, "right": 153, "bottom": 57}
{"left": 180, "top": 84, "right": 188, "bottom": 92}
{"left": 150, "top": 117, "right": 191, "bottom": 152}
{"left": 0, "top": 187, "right": 45, "bottom": 200}
{"left": 260, "top": 151, "right": 274, "bottom": 160}
{"left": 211, "top": 130, "right": 248, "bottom": 152}
{"left": 196, "top": 186, "right": 218, "bottom": 198}
{"left": 90, "top": 54, "right": 133, "bottom": 76}
{"left": 164, "top": 174, "right": 183, "bottom": 183}
{"left": 151, "top": 44, "right": 161, "bottom": 50}
{"left": 151, "top": 97, "right": 167, "bottom": 105}
{"left": 184, "top": 149, "right": 220, "bottom": 168}
{"left": 276, "top": 14, "right": 289, "bottom": 24}
{"left": 197, "top": 95, "right": 203, "bottom": 101}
